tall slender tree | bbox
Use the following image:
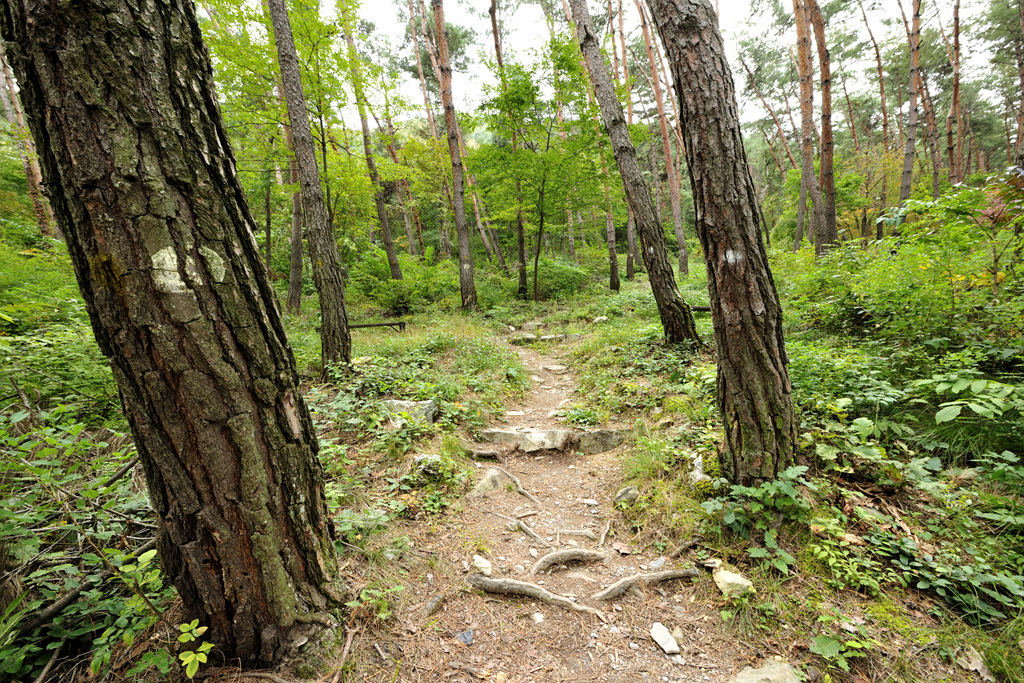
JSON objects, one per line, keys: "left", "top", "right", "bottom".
{"left": 807, "top": 0, "right": 838, "bottom": 252}
{"left": 897, "top": 0, "right": 922, "bottom": 204}
{"left": 792, "top": 0, "right": 826, "bottom": 251}
{"left": 0, "top": 0, "right": 341, "bottom": 664}
{"left": 569, "top": 0, "right": 699, "bottom": 344}
{"left": 647, "top": 0, "right": 798, "bottom": 485}
{"left": 433, "top": 0, "right": 477, "bottom": 309}
{"left": 267, "top": 0, "right": 351, "bottom": 370}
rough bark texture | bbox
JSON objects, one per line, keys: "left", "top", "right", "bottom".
{"left": 344, "top": 30, "right": 402, "bottom": 281}
{"left": 0, "top": 0, "right": 341, "bottom": 665}
{"left": 945, "top": 0, "right": 961, "bottom": 184}
{"left": 267, "top": 0, "right": 350, "bottom": 370}
{"left": 857, "top": 0, "right": 888, "bottom": 154}
{"left": 635, "top": 0, "right": 688, "bottom": 276}
{"left": 570, "top": 0, "right": 699, "bottom": 344}
{"left": 646, "top": 0, "right": 798, "bottom": 484}
{"left": 807, "top": 0, "right": 838, "bottom": 253}
{"left": 433, "top": 0, "right": 477, "bottom": 309}
{"left": 606, "top": 207, "right": 620, "bottom": 292}
{"left": 898, "top": 0, "right": 921, "bottom": 204}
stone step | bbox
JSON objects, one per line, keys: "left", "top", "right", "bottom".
{"left": 479, "top": 427, "right": 630, "bottom": 454}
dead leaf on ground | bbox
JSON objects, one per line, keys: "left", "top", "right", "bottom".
{"left": 612, "top": 541, "right": 631, "bottom": 555}
{"left": 955, "top": 646, "right": 995, "bottom": 682}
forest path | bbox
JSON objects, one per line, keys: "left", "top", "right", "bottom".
{"left": 344, "top": 338, "right": 744, "bottom": 683}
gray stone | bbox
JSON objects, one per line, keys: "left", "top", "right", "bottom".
{"left": 731, "top": 661, "right": 801, "bottom": 683}
{"left": 456, "top": 630, "right": 473, "bottom": 645}
{"left": 613, "top": 486, "right": 640, "bottom": 505}
{"left": 629, "top": 643, "right": 640, "bottom": 651}
{"left": 649, "top": 557, "right": 667, "bottom": 570}
{"left": 471, "top": 450, "right": 500, "bottom": 460}
{"left": 712, "top": 565, "right": 755, "bottom": 598}
{"left": 413, "top": 454, "right": 442, "bottom": 476}
{"left": 382, "top": 399, "right": 438, "bottom": 427}
{"left": 542, "top": 365, "right": 569, "bottom": 374}
{"left": 579, "top": 429, "right": 629, "bottom": 454}
{"left": 649, "top": 622, "right": 680, "bottom": 654}
{"left": 521, "top": 322, "right": 540, "bottom": 332}
{"left": 582, "top": 498, "right": 599, "bottom": 506}
{"left": 472, "top": 554, "right": 492, "bottom": 577}
{"left": 593, "top": 316, "right": 609, "bottom": 324}
{"left": 689, "top": 453, "right": 712, "bottom": 485}
{"left": 510, "top": 333, "right": 538, "bottom": 345}
{"left": 468, "top": 468, "right": 512, "bottom": 497}
{"left": 539, "top": 334, "right": 566, "bottom": 342}
{"left": 480, "top": 428, "right": 572, "bottom": 452}
{"left": 566, "top": 333, "right": 583, "bottom": 341}
{"left": 513, "top": 564, "right": 526, "bottom": 574}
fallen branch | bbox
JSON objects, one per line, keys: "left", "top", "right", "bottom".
{"left": 591, "top": 568, "right": 700, "bottom": 601}
{"left": 530, "top": 549, "right": 608, "bottom": 575}
{"left": 466, "top": 574, "right": 606, "bottom": 622}
{"left": 101, "top": 455, "right": 140, "bottom": 489}
{"left": 556, "top": 528, "right": 597, "bottom": 542}
{"left": 598, "top": 520, "right": 611, "bottom": 547}
{"left": 668, "top": 535, "right": 704, "bottom": 558}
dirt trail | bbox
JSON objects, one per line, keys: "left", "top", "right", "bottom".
{"left": 350, "top": 340, "right": 744, "bottom": 682}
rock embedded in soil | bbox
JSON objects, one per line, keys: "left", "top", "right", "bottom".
{"left": 542, "top": 364, "right": 569, "bottom": 374}
{"left": 510, "top": 333, "right": 538, "bottom": 345}
{"left": 382, "top": 399, "right": 438, "bottom": 427}
{"left": 710, "top": 563, "right": 755, "bottom": 598}
{"left": 472, "top": 555, "right": 493, "bottom": 576}
{"left": 593, "top": 316, "right": 609, "bottom": 323}
{"left": 732, "top": 660, "right": 801, "bottom": 683}
{"left": 578, "top": 429, "right": 629, "bottom": 454}
{"left": 649, "top": 622, "right": 680, "bottom": 654}
{"left": 468, "top": 468, "right": 512, "bottom": 497}
{"left": 539, "top": 334, "right": 566, "bottom": 342}
{"left": 613, "top": 486, "right": 640, "bottom": 505}
{"left": 480, "top": 428, "right": 573, "bottom": 452}
{"left": 413, "top": 453, "right": 442, "bottom": 476}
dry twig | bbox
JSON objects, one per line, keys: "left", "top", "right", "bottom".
{"left": 668, "top": 535, "right": 704, "bottom": 557}
{"left": 479, "top": 509, "right": 551, "bottom": 547}
{"left": 492, "top": 466, "right": 543, "bottom": 506}
{"left": 591, "top": 568, "right": 700, "bottom": 601}
{"left": 598, "top": 520, "right": 611, "bottom": 547}
{"left": 466, "top": 574, "right": 606, "bottom": 622}
{"left": 529, "top": 549, "right": 608, "bottom": 575}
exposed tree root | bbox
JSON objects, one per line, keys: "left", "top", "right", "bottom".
{"left": 530, "top": 549, "right": 608, "bottom": 575}
{"left": 591, "top": 567, "right": 700, "bottom": 601}
{"left": 479, "top": 509, "right": 551, "bottom": 547}
{"left": 669, "top": 535, "right": 704, "bottom": 557}
{"left": 466, "top": 574, "right": 606, "bottom": 622}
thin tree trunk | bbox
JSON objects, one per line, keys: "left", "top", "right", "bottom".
{"left": 433, "top": 0, "right": 476, "bottom": 309}
{"left": 571, "top": 0, "right": 699, "bottom": 343}
{"left": 265, "top": 174, "right": 273, "bottom": 279}
{"left": 268, "top": 0, "right": 351, "bottom": 370}
{"left": 792, "top": 0, "right": 825, "bottom": 251}
{"left": 0, "top": 42, "right": 53, "bottom": 236}
{"left": 606, "top": 203, "right": 620, "bottom": 292}
{"left": 1, "top": 0, "right": 341, "bottom": 665}
{"left": 648, "top": 0, "right": 797, "bottom": 485}
{"left": 918, "top": 71, "right": 944, "bottom": 198}
{"left": 343, "top": 29, "right": 402, "bottom": 280}
{"left": 489, "top": 0, "right": 529, "bottom": 298}
{"left": 626, "top": 208, "right": 637, "bottom": 278}
{"left": 408, "top": 0, "right": 439, "bottom": 138}
{"left": 897, "top": 0, "right": 921, "bottom": 204}
{"left": 840, "top": 74, "right": 860, "bottom": 153}
{"left": 741, "top": 58, "right": 798, "bottom": 171}
{"left": 857, "top": 0, "right": 889, "bottom": 154}
{"left": 944, "top": 0, "right": 962, "bottom": 184}
{"left": 807, "top": 0, "right": 838, "bottom": 252}
{"left": 635, "top": 0, "right": 688, "bottom": 275}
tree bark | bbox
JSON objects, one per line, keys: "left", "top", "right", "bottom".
{"left": 606, "top": 204, "right": 620, "bottom": 292}
{"left": 343, "top": 28, "right": 403, "bottom": 280}
{"left": 857, "top": 0, "right": 889, "bottom": 154}
{"left": 646, "top": 0, "right": 798, "bottom": 484}
{"left": 267, "top": 0, "right": 351, "bottom": 371}
{"left": 0, "top": 0, "right": 341, "bottom": 665}
{"left": 807, "top": 0, "right": 838, "bottom": 253}
{"left": 432, "top": 0, "right": 477, "bottom": 309}
{"left": 897, "top": 0, "right": 921, "bottom": 204}
{"left": 570, "top": 0, "right": 699, "bottom": 344}
{"left": 635, "top": 0, "right": 688, "bottom": 275}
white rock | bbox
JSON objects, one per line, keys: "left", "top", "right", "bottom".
{"left": 713, "top": 566, "right": 755, "bottom": 598}
{"left": 629, "top": 642, "right": 640, "bottom": 651}
{"left": 732, "top": 660, "right": 801, "bottom": 683}
{"left": 649, "top": 622, "right": 680, "bottom": 654}
{"left": 649, "top": 557, "right": 667, "bottom": 570}
{"left": 582, "top": 498, "right": 599, "bottom": 506}
{"left": 532, "top": 612, "right": 544, "bottom": 624}
{"left": 593, "top": 316, "right": 610, "bottom": 323}
{"left": 472, "top": 555, "right": 492, "bottom": 577}
{"left": 529, "top": 548, "right": 539, "bottom": 557}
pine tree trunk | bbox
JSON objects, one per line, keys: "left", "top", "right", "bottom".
{"left": 946, "top": 0, "right": 961, "bottom": 184}
{"left": 606, "top": 206, "right": 621, "bottom": 292}
{"left": 626, "top": 208, "right": 637, "bottom": 279}
{"left": 807, "top": 0, "right": 838, "bottom": 253}
{"left": 741, "top": 58, "right": 798, "bottom": 171}
{"left": 858, "top": 0, "right": 889, "bottom": 154}
{"left": 268, "top": 0, "right": 351, "bottom": 370}
{"left": 433, "top": 0, "right": 476, "bottom": 309}
{"left": 792, "top": 0, "right": 826, "bottom": 252}
{"left": 898, "top": 0, "right": 921, "bottom": 204}
{"left": 635, "top": 0, "right": 688, "bottom": 276}
{"left": 0, "top": 0, "right": 342, "bottom": 665}
{"left": 647, "top": 0, "right": 798, "bottom": 484}
{"left": 265, "top": 174, "right": 274, "bottom": 279}
{"left": 571, "top": 0, "right": 699, "bottom": 343}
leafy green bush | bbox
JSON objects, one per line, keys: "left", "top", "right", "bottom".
{"left": 349, "top": 246, "right": 459, "bottom": 314}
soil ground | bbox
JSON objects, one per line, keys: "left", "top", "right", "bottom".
{"left": 337, "top": 340, "right": 753, "bottom": 683}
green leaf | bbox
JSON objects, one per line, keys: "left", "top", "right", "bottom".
{"left": 809, "top": 635, "right": 842, "bottom": 659}
{"left": 935, "top": 405, "right": 962, "bottom": 423}
{"left": 970, "top": 380, "right": 988, "bottom": 394}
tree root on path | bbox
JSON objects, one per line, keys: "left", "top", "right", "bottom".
{"left": 491, "top": 465, "right": 544, "bottom": 506}
{"left": 669, "top": 535, "right": 704, "bottom": 557}
{"left": 478, "top": 509, "right": 551, "bottom": 547}
{"left": 530, "top": 549, "right": 609, "bottom": 575}
{"left": 591, "top": 568, "right": 700, "bottom": 601}
{"left": 466, "top": 574, "right": 606, "bottom": 622}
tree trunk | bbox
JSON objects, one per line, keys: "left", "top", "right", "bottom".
{"left": 433, "top": 0, "right": 477, "bottom": 309}
{"left": 897, "top": 0, "right": 921, "bottom": 204}
{"left": 857, "top": 0, "right": 889, "bottom": 154}
{"left": 807, "top": 0, "right": 838, "bottom": 253}
{"left": 626, "top": 207, "right": 637, "bottom": 278}
{"left": 647, "top": 0, "right": 798, "bottom": 484}
{"left": 268, "top": 0, "right": 351, "bottom": 370}
{"left": 792, "top": 0, "right": 826, "bottom": 253}
{"left": 0, "top": 42, "right": 54, "bottom": 237}
{"left": 635, "top": 0, "right": 688, "bottom": 276}
{"left": 0, "top": 0, "right": 342, "bottom": 666}
{"left": 265, "top": 174, "right": 273, "bottom": 279}
{"left": 606, "top": 205, "right": 620, "bottom": 292}
{"left": 944, "top": 0, "right": 962, "bottom": 184}
{"left": 571, "top": 0, "right": 699, "bottom": 343}
{"left": 741, "top": 58, "right": 798, "bottom": 171}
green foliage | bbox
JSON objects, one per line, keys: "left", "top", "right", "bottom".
{"left": 350, "top": 246, "right": 460, "bottom": 314}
